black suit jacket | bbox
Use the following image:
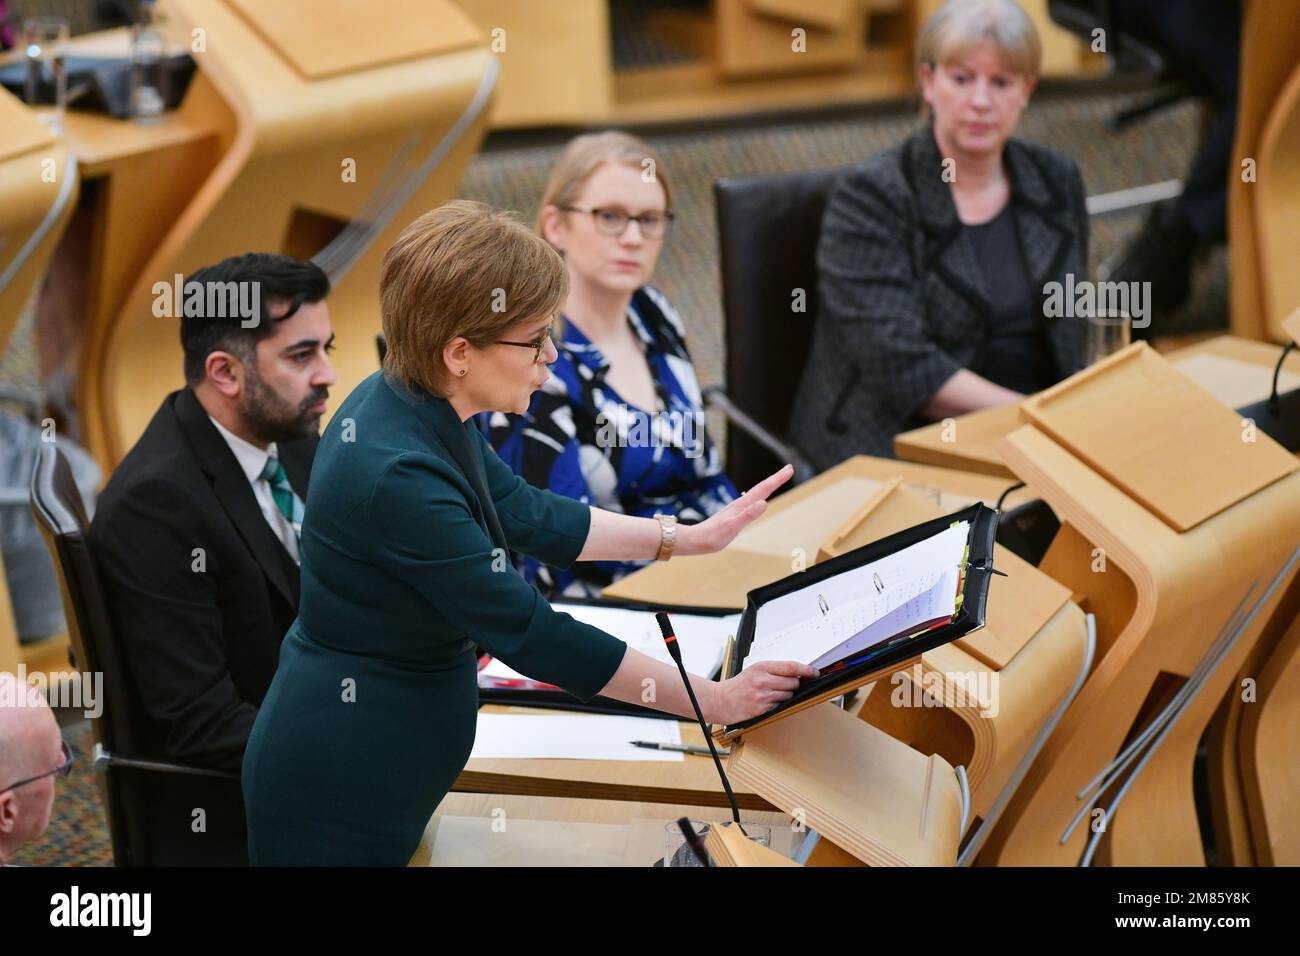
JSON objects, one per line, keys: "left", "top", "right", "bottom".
{"left": 789, "top": 124, "right": 1089, "bottom": 468}
{"left": 90, "top": 387, "right": 314, "bottom": 773}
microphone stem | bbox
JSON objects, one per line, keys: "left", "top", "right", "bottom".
{"left": 674, "top": 657, "right": 745, "bottom": 831}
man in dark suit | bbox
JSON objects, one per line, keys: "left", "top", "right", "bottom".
{"left": 89, "top": 253, "right": 333, "bottom": 863}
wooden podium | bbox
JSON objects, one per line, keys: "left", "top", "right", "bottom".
{"left": 809, "top": 479, "right": 1092, "bottom": 864}
{"left": 723, "top": 700, "right": 966, "bottom": 866}
{"left": 985, "top": 343, "right": 1300, "bottom": 866}
{"left": 606, "top": 457, "right": 1088, "bottom": 865}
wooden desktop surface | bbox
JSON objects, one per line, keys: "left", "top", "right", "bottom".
{"left": 418, "top": 791, "right": 797, "bottom": 866}
{"left": 454, "top": 704, "right": 776, "bottom": 811}
{"left": 894, "top": 335, "right": 1300, "bottom": 478}
{"left": 603, "top": 455, "right": 1030, "bottom": 609}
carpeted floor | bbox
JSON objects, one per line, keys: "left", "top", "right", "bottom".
{"left": 10, "top": 717, "right": 113, "bottom": 865}
{"left": 6, "top": 84, "right": 1227, "bottom": 866}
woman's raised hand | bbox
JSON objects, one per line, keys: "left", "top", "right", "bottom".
{"left": 676, "top": 464, "right": 794, "bottom": 557}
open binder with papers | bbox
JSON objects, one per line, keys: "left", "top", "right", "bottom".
{"left": 719, "top": 502, "right": 1001, "bottom": 739}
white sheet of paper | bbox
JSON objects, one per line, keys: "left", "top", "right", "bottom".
{"left": 481, "top": 605, "right": 736, "bottom": 682}
{"left": 469, "top": 713, "right": 684, "bottom": 761}
{"left": 745, "top": 522, "right": 968, "bottom": 669}
{"left": 1173, "top": 353, "right": 1300, "bottom": 409}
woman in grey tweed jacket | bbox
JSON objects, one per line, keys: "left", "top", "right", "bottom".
{"left": 790, "top": 0, "right": 1088, "bottom": 469}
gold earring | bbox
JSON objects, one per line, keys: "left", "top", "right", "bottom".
{"left": 458, "top": 368, "right": 467, "bottom": 376}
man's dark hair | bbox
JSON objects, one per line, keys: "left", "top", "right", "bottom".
{"left": 179, "top": 253, "right": 330, "bottom": 385}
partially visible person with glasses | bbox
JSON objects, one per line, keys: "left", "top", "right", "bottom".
{"left": 0, "top": 673, "right": 71, "bottom": 864}
{"left": 484, "top": 130, "right": 739, "bottom": 598}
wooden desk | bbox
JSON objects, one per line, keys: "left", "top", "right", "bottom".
{"left": 986, "top": 344, "right": 1300, "bottom": 866}
{"left": 894, "top": 335, "right": 1300, "bottom": 479}
{"left": 416, "top": 792, "right": 798, "bottom": 866}
{"left": 605, "top": 455, "right": 1089, "bottom": 864}
{"left": 452, "top": 705, "right": 776, "bottom": 811}
{"left": 603, "top": 455, "right": 1028, "bottom": 608}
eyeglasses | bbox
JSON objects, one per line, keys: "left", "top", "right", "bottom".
{"left": 494, "top": 326, "right": 555, "bottom": 365}
{"left": 559, "top": 205, "right": 674, "bottom": 239}
{"left": 1, "top": 739, "right": 75, "bottom": 794}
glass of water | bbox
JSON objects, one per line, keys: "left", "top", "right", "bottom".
{"left": 1086, "top": 312, "right": 1132, "bottom": 366}
{"left": 23, "top": 17, "right": 70, "bottom": 133}
{"left": 130, "top": 0, "right": 168, "bottom": 124}
{"left": 662, "top": 820, "right": 771, "bottom": 866}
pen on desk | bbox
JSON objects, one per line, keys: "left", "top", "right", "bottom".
{"left": 631, "top": 740, "right": 730, "bottom": 757}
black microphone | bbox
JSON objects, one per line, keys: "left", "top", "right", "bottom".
{"left": 656, "top": 611, "right": 745, "bottom": 829}
{"left": 676, "top": 817, "right": 712, "bottom": 867}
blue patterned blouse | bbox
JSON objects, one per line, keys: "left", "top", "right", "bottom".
{"left": 481, "top": 286, "right": 738, "bottom": 597}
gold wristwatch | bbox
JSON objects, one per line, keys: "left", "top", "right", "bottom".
{"left": 654, "top": 513, "right": 678, "bottom": 562}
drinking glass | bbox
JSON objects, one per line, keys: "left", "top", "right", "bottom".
{"left": 23, "top": 17, "right": 70, "bottom": 132}
{"left": 1086, "top": 312, "right": 1132, "bottom": 365}
{"left": 662, "top": 821, "right": 771, "bottom": 866}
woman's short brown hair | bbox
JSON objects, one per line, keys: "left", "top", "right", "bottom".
{"left": 380, "top": 200, "right": 568, "bottom": 395}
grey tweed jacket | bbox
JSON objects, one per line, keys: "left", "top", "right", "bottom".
{"left": 789, "top": 124, "right": 1089, "bottom": 469}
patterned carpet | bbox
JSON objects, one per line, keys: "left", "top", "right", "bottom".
{"left": 10, "top": 718, "right": 114, "bottom": 866}
{"left": 6, "top": 85, "right": 1227, "bottom": 866}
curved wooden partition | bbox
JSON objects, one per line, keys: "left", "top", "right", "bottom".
{"left": 987, "top": 346, "right": 1300, "bottom": 866}
{"left": 1228, "top": 0, "right": 1300, "bottom": 342}
{"left": 0, "top": 89, "right": 79, "bottom": 353}
{"left": 1252, "top": 59, "right": 1300, "bottom": 342}
{"left": 1237, "top": 611, "right": 1300, "bottom": 865}
{"left": 84, "top": 0, "right": 495, "bottom": 466}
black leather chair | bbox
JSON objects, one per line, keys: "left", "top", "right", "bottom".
{"left": 710, "top": 165, "right": 851, "bottom": 492}
{"left": 29, "top": 444, "right": 246, "bottom": 866}
{"left": 1048, "top": 0, "right": 1194, "bottom": 132}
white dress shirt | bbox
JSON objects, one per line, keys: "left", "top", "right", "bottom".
{"left": 209, "top": 416, "right": 301, "bottom": 564}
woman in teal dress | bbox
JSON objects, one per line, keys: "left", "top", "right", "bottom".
{"left": 241, "top": 201, "right": 812, "bottom": 865}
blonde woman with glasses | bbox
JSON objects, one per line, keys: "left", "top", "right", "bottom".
{"left": 484, "top": 131, "right": 740, "bottom": 599}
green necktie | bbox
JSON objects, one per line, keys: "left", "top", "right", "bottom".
{"left": 259, "top": 456, "right": 304, "bottom": 538}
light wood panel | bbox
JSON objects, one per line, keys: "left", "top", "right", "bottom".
{"left": 986, "top": 419, "right": 1300, "bottom": 865}
{"left": 704, "top": 820, "right": 801, "bottom": 866}
{"left": 225, "top": 0, "right": 482, "bottom": 80}
{"left": 1018, "top": 343, "right": 1296, "bottom": 532}
{"left": 725, "top": 700, "right": 964, "bottom": 866}
{"left": 1228, "top": 0, "right": 1300, "bottom": 341}
{"left": 0, "top": 548, "right": 19, "bottom": 675}
{"left": 1237, "top": 610, "right": 1300, "bottom": 864}
{"left": 0, "top": 89, "right": 79, "bottom": 354}
{"left": 452, "top": 0, "right": 613, "bottom": 128}
{"left": 418, "top": 792, "right": 798, "bottom": 866}
{"left": 894, "top": 336, "right": 1300, "bottom": 480}
{"left": 1244, "top": 6, "right": 1300, "bottom": 342}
